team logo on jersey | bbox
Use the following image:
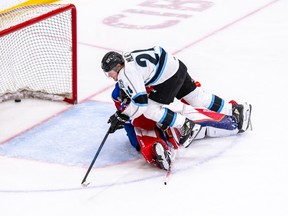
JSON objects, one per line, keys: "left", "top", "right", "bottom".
{"left": 119, "top": 79, "right": 133, "bottom": 97}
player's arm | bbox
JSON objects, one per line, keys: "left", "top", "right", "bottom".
{"left": 119, "top": 65, "right": 148, "bottom": 120}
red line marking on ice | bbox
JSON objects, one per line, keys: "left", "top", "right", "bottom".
{"left": 78, "top": 42, "right": 123, "bottom": 53}
{"left": 173, "top": 0, "right": 280, "bottom": 55}
{"left": 0, "top": 85, "right": 115, "bottom": 145}
{"left": 79, "top": 0, "right": 280, "bottom": 56}
{"left": 0, "top": 107, "right": 71, "bottom": 145}
{"left": 78, "top": 84, "right": 115, "bottom": 103}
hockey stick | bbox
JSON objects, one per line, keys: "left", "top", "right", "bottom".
{"left": 81, "top": 129, "right": 110, "bottom": 187}
{"left": 164, "top": 147, "right": 177, "bottom": 185}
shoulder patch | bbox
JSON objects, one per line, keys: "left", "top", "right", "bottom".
{"left": 123, "top": 52, "right": 134, "bottom": 62}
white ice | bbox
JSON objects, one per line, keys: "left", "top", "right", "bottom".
{"left": 1, "top": 0, "right": 288, "bottom": 216}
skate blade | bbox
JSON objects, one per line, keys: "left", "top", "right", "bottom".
{"left": 183, "top": 124, "right": 202, "bottom": 148}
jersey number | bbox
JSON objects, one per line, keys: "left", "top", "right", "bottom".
{"left": 135, "top": 53, "right": 159, "bottom": 67}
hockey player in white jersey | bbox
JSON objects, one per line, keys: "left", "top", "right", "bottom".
{"left": 101, "top": 46, "right": 252, "bottom": 156}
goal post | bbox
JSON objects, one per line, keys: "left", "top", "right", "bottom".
{"left": 0, "top": 4, "right": 77, "bottom": 104}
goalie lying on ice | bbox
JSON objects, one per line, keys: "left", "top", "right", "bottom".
{"left": 107, "top": 83, "right": 251, "bottom": 171}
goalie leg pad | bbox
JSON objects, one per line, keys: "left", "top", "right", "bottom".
{"left": 132, "top": 114, "right": 157, "bottom": 130}
{"left": 134, "top": 127, "right": 170, "bottom": 169}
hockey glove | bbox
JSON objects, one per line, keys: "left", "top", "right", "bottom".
{"left": 108, "top": 111, "right": 129, "bottom": 133}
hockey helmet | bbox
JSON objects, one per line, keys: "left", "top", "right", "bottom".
{"left": 101, "top": 51, "right": 124, "bottom": 72}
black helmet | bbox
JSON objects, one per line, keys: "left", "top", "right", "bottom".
{"left": 101, "top": 51, "right": 124, "bottom": 72}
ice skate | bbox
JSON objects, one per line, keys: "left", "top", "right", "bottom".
{"left": 154, "top": 142, "right": 171, "bottom": 171}
{"left": 232, "top": 102, "right": 252, "bottom": 133}
{"left": 179, "top": 118, "right": 202, "bottom": 148}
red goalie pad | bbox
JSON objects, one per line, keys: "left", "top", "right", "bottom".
{"left": 132, "top": 114, "right": 156, "bottom": 130}
{"left": 134, "top": 127, "right": 170, "bottom": 167}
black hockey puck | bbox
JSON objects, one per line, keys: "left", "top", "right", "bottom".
{"left": 15, "top": 99, "right": 21, "bottom": 102}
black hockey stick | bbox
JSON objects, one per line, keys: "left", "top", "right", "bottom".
{"left": 81, "top": 129, "right": 110, "bottom": 187}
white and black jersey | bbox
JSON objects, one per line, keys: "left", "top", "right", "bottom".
{"left": 119, "top": 46, "right": 180, "bottom": 119}
{"left": 117, "top": 45, "right": 232, "bottom": 128}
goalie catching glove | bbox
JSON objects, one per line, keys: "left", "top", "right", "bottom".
{"left": 108, "top": 111, "right": 129, "bottom": 133}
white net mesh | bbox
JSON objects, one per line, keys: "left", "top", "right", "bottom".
{"left": 0, "top": 4, "right": 76, "bottom": 103}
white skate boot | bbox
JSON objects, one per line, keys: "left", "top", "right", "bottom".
{"left": 154, "top": 142, "right": 171, "bottom": 171}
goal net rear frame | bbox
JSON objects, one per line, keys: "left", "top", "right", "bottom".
{"left": 0, "top": 4, "right": 77, "bottom": 104}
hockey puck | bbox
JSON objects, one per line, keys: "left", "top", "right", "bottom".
{"left": 15, "top": 99, "right": 21, "bottom": 102}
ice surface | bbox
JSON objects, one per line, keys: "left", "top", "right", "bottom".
{"left": 1, "top": 0, "right": 288, "bottom": 216}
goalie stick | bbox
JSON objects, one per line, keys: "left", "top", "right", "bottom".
{"left": 81, "top": 129, "right": 110, "bottom": 187}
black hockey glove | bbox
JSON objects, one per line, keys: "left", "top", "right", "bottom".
{"left": 108, "top": 111, "right": 129, "bottom": 133}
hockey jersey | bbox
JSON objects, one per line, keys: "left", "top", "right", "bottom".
{"left": 118, "top": 46, "right": 179, "bottom": 119}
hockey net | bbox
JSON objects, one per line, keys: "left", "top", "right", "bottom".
{"left": 0, "top": 4, "right": 77, "bottom": 104}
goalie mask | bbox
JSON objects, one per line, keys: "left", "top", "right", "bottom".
{"left": 101, "top": 51, "right": 124, "bottom": 72}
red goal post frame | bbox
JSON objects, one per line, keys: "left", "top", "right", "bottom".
{"left": 0, "top": 4, "right": 78, "bottom": 104}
